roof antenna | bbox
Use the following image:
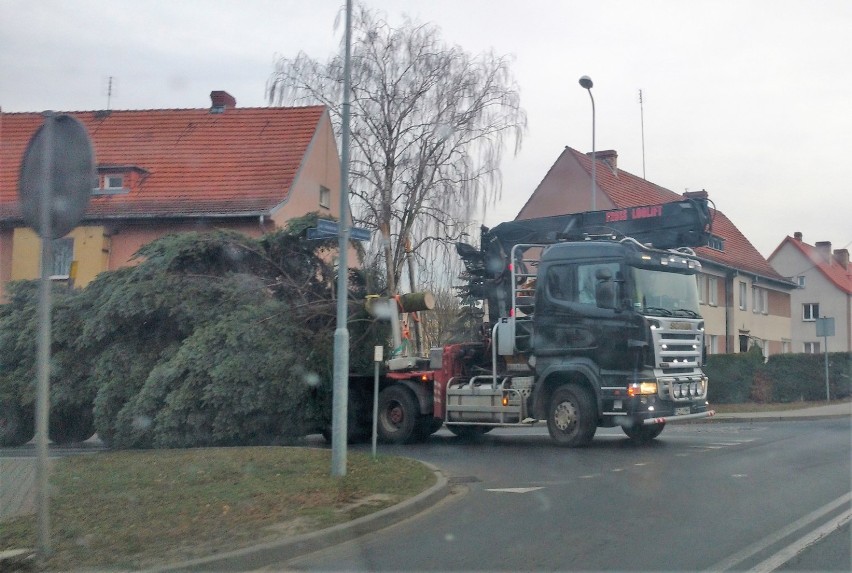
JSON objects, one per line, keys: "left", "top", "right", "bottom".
{"left": 638, "top": 89, "right": 646, "bottom": 180}
{"left": 106, "top": 76, "right": 114, "bottom": 110}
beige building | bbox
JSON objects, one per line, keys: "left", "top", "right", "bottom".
{"left": 517, "top": 146, "right": 796, "bottom": 355}
{"left": 768, "top": 234, "right": 852, "bottom": 352}
{"left": 0, "top": 91, "right": 344, "bottom": 299}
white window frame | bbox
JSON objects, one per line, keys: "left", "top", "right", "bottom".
{"left": 104, "top": 174, "right": 124, "bottom": 189}
{"left": 803, "top": 303, "right": 819, "bottom": 321}
{"left": 707, "top": 276, "right": 718, "bottom": 306}
{"left": 739, "top": 281, "right": 747, "bottom": 311}
{"left": 797, "top": 275, "right": 806, "bottom": 288}
{"left": 752, "top": 286, "right": 768, "bottom": 314}
{"left": 50, "top": 238, "right": 74, "bottom": 280}
{"left": 319, "top": 185, "right": 331, "bottom": 209}
{"left": 804, "top": 341, "right": 821, "bottom": 354}
{"left": 697, "top": 275, "right": 706, "bottom": 304}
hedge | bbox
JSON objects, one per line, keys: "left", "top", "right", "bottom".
{"left": 705, "top": 349, "right": 851, "bottom": 404}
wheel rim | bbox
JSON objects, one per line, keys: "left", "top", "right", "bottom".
{"left": 553, "top": 399, "right": 578, "bottom": 433}
{"left": 385, "top": 401, "right": 404, "bottom": 430}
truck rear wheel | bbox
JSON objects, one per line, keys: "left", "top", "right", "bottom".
{"left": 0, "top": 400, "right": 35, "bottom": 447}
{"left": 377, "top": 385, "right": 421, "bottom": 444}
{"left": 622, "top": 421, "right": 665, "bottom": 443}
{"left": 547, "top": 385, "right": 596, "bottom": 447}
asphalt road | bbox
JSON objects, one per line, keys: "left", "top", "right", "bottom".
{"left": 283, "top": 418, "right": 851, "bottom": 571}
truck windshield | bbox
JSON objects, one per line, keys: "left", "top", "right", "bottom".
{"left": 631, "top": 267, "right": 702, "bottom": 318}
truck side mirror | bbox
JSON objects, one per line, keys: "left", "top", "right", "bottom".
{"left": 595, "top": 268, "right": 616, "bottom": 310}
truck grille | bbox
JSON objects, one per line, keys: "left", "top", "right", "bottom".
{"left": 651, "top": 320, "right": 703, "bottom": 369}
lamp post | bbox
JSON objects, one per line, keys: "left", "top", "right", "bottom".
{"left": 579, "top": 75, "right": 596, "bottom": 211}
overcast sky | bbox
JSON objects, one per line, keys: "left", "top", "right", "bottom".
{"left": 1, "top": 0, "right": 849, "bottom": 260}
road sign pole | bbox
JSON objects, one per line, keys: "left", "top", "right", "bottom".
{"left": 35, "top": 112, "right": 55, "bottom": 561}
{"left": 824, "top": 334, "right": 830, "bottom": 403}
{"left": 331, "top": 0, "right": 352, "bottom": 477}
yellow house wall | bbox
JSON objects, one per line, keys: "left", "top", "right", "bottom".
{"left": 10, "top": 226, "right": 110, "bottom": 287}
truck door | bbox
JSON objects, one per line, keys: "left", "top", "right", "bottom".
{"left": 535, "top": 261, "right": 631, "bottom": 370}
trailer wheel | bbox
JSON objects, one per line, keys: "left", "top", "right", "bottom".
{"left": 547, "top": 385, "right": 596, "bottom": 447}
{"left": 0, "top": 400, "right": 35, "bottom": 447}
{"left": 49, "top": 406, "right": 95, "bottom": 445}
{"left": 377, "top": 385, "right": 420, "bottom": 444}
{"left": 622, "top": 421, "right": 665, "bottom": 443}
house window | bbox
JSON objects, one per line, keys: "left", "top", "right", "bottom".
{"left": 707, "top": 235, "right": 725, "bottom": 251}
{"left": 804, "top": 341, "right": 821, "bottom": 354}
{"left": 752, "top": 286, "right": 767, "bottom": 314}
{"left": 319, "top": 185, "right": 331, "bottom": 209}
{"left": 696, "top": 275, "right": 706, "bottom": 304}
{"left": 739, "top": 334, "right": 749, "bottom": 353}
{"left": 707, "top": 276, "right": 718, "bottom": 306}
{"left": 51, "top": 238, "right": 74, "bottom": 279}
{"left": 797, "top": 275, "right": 806, "bottom": 288}
{"left": 707, "top": 334, "right": 719, "bottom": 355}
{"left": 803, "top": 303, "right": 819, "bottom": 321}
{"left": 782, "top": 340, "right": 791, "bottom": 354}
{"left": 105, "top": 175, "right": 124, "bottom": 189}
{"left": 738, "top": 281, "right": 747, "bottom": 310}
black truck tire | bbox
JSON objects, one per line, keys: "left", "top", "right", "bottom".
{"left": 321, "top": 389, "right": 371, "bottom": 444}
{"left": 377, "top": 385, "right": 421, "bottom": 444}
{"left": 622, "top": 421, "right": 665, "bottom": 443}
{"left": 447, "top": 425, "right": 492, "bottom": 440}
{"left": 48, "top": 406, "right": 96, "bottom": 445}
{"left": 547, "top": 385, "right": 597, "bottom": 447}
{"left": 0, "top": 400, "right": 35, "bottom": 447}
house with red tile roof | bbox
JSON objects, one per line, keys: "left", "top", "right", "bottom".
{"left": 516, "top": 146, "right": 796, "bottom": 355}
{"left": 0, "top": 91, "right": 342, "bottom": 299}
{"left": 768, "top": 234, "right": 852, "bottom": 352}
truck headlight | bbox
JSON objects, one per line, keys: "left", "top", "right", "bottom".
{"left": 628, "top": 382, "right": 657, "bottom": 396}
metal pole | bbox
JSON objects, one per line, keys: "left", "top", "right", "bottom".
{"left": 372, "top": 346, "right": 382, "bottom": 459}
{"left": 579, "top": 76, "right": 596, "bottom": 211}
{"left": 589, "top": 90, "right": 596, "bottom": 211}
{"left": 331, "top": 0, "right": 353, "bottom": 477}
{"left": 824, "top": 334, "right": 830, "bottom": 403}
{"left": 36, "top": 112, "right": 55, "bottom": 560}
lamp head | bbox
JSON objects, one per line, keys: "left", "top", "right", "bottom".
{"left": 579, "top": 75, "right": 593, "bottom": 89}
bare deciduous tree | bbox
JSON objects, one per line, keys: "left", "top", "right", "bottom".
{"left": 267, "top": 4, "right": 526, "bottom": 295}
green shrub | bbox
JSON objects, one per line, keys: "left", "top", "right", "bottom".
{"left": 763, "top": 352, "right": 851, "bottom": 402}
{"left": 704, "top": 346, "right": 764, "bottom": 403}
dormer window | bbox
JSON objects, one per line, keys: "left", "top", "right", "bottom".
{"left": 94, "top": 165, "right": 148, "bottom": 194}
{"left": 105, "top": 175, "right": 124, "bottom": 190}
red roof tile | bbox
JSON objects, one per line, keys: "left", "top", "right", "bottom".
{"left": 0, "top": 106, "right": 327, "bottom": 220}
{"left": 544, "top": 147, "right": 788, "bottom": 282}
{"left": 771, "top": 236, "right": 852, "bottom": 294}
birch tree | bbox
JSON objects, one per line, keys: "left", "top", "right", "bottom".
{"left": 267, "top": 4, "right": 526, "bottom": 294}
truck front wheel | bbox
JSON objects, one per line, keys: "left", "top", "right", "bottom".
{"left": 622, "top": 421, "right": 665, "bottom": 443}
{"left": 547, "top": 385, "right": 596, "bottom": 447}
{"left": 377, "top": 385, "right": 421, "bottom": 444}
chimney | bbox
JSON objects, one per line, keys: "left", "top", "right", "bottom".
{"left": 591, "top": 149, "right": 618, "bottom": 173}
{"left": 683, "top": 189, "right": 709, "bottom": 200}
{"left": 210, "top": 90, "right": 236, "bottom": 113}
{"left": 815, "top": 241, "right": 832, "bottom": 261}
{"left": 834, "top": 248, "right": 849, "bottom": 270}
{"left": 793, "top": 231, "right": 803, "bottom": 241}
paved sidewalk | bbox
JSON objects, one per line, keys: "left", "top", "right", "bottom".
{"left": 710, "top": 401, "right": 852, "bottom": 423}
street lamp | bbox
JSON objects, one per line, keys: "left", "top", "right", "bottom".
{"left": 579, "top": 75, "right": 596, "bottom": 211}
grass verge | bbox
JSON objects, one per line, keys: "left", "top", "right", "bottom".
{"left": 0, "top": 447, "right": 435, "bottom": 571}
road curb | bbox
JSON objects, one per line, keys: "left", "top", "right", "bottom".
{"left": 697, "top": 413, "right": 851, "bottom": 424}
{"left": 146, "top": 460, "right": 450, "bottom": 572}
